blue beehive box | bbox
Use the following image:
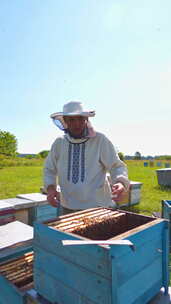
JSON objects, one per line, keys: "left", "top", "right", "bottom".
{"left": 0, "top": 249, "right": 34, "bottom": 304}
{"left": 28, "top": 204, "right": 59, "bottom": 226}
{"left": 161, "top": 200, "right": 171, "bottom": 250}
{"left": 0, "top": 221, "right": 34, "bottom": 304}
{"left": 0, "top": 251, "right": 53, "bottom": 304}
{"left": 33, "top": 208, "right": 170, "bottom": 304}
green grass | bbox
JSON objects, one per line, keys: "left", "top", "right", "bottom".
{"left": 0, "top": 166, "right": 43, "bottom": 199}
{"left": 126, "top": 160, "right": 171, "bottom": 215}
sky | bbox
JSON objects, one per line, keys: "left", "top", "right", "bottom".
{"left": 1, "top": 0, "right": 171, "bottom": 156}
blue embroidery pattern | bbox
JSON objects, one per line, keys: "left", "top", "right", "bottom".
{"left": 72, "top": 144, "right": 80, "bottom": 184}
{"left": 67, "top": 143, "right": 72, "bottom": 181}
{"left": 67, "top": 141, "right": 86, "bottom": 184}
{"left": 81, "top": 143, "right": 85, "bottom": 182}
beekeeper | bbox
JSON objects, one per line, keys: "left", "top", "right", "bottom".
{"left": 44, "top": 101, "right": 130, "bottom": 215}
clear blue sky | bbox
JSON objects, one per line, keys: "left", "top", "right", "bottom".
{"left": 1, "top": 0, "right": 171, "bottom": 156}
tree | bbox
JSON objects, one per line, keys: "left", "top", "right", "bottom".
{"left": 38, "top": 150, "right": 49, "bottom": 158}
{"left": 118, "top": 152, "right": 124, "bottom": 161}
{"left": 0, "top": 130, "right": 17, "bottom": 156}
{"left": 134, "top": 151, "right": 141, "bottom": 160}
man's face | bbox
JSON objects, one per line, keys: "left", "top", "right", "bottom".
{"left": 64, "top": 116, "right": 87, "bottom": 137}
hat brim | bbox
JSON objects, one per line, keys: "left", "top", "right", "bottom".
{"left": 50, "top": 111, "right": 95, "bottom": 119}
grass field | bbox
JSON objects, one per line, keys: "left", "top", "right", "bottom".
{"left": 126, "top": 160, "right": 171, "bottom": 215}
{"left": 0, "top": 159, "right": 171, "bottom": 217}
{"left": 0, "top": 166, "right": 43, "bottom": 199}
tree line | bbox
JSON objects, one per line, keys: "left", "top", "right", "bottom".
{"left": 0, "top": 130, "right": 49, "bottom": 158}
{"left": 1, "top": 130, "right": 171, "bottom": 161}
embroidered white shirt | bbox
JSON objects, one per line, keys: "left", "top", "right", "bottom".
{"left": 44, "top": 132, "right": 129, "bottom": 209}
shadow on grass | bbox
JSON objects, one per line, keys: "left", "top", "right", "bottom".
{"left": 119, "top": 205, "right": 142, "bottom": 214}
{"left": 154, "top": 185, "right": 171, "bottom": 192}
{"left": 120, "top": 205, "right": 160, "bottom": 217}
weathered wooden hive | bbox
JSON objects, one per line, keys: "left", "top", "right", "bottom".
{"left": 34, "top": 207, "right": 170, "bottom": 304}
{"left": 0, "top": 250, "right": 34, "bottom": 304}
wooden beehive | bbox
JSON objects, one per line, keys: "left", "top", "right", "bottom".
{"left": 28, "top": 204, "right": 59, "bottom": 226}
{"left": 33, "top": 208, "right": 170, "bottom": 304}
{"left": 0, "top": 202, "right": 15, "bottom": 226}
{"left": 0, "top": 250, "right": 34, "bottom": 304}
{"left": 156, "top": 168, "right": 171, "bottom": 186}
{"left": 161, "top": 200, "right": 171, "bottom": 251}
{"left": 116, "top": 181, "right": 143, "bottom": 207}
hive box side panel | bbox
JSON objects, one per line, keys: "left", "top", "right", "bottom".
{"left": 0, "top": 275, "right": 26, "bottom": 304}
{"left": 110, "top": 220, "right": 169, "bottom": 304}
{"left": 29, "top": 205, "right": 58, "bottom": 225}
{"left": 34, "top": 268, "right": 96, "bottom": 304}
{"left": 116, "top": 236, "right": 162, "bottom": 285}
{"left": 36, "top": 205, "right": 58, "bottom": 222}
{"left": 161, "top": 200, "right": 171, "bottom": 253}
{"left": 34, "top": 223, "right": 112, "bottom": 304}
{"left": 35, "top": 249, "right": 111, "bottom": 304}
{"left": 117, "top": 258, "right": 162, "bottom": 304}
{"left": 33, "top": 223, "right": 111, "bottom": 278}
{"left": 15, "top": 209, "right": 29, "bottom": 224}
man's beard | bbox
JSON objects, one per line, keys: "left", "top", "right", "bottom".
{"left": 67, "top": 127, "right": 88, "bottom": 139}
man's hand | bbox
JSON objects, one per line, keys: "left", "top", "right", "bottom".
{"left": 111, "top": 182, "right": 126, "bottom": 202}
{"left": 47, "top": 185, "right": 60, "bottom": 208}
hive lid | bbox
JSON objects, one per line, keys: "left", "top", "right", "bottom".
{"left": 0, "top": 201, "right": 15, "bottom": 212}
{"left": 16, "top": 193, "right": 47, "bottom": 206}
{"left": 0, "top": 221, "right": 33, "bottom": 258}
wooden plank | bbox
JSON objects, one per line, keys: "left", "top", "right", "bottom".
{"left": 62, "top": 239, "right": 133, "bottom": 247}
{"left": 44, "top": 207, "right": 117, "bottom": 225}
{"left": 58, "top": 213, "right": 126, "bottom": 233}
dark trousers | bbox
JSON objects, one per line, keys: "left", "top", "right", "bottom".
{"left": 59, "top": 206, "right": 81, "bottom": 216}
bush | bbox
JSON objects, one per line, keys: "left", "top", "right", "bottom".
{"left": 0, "top": 156, "right": 44, "bottom": 167}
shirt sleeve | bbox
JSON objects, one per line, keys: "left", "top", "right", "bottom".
{"left": 99, "top": 135, "right": 130, "bottom": 190}
{"left": 43, "top": 138, "right": 60, "bottom": 190}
